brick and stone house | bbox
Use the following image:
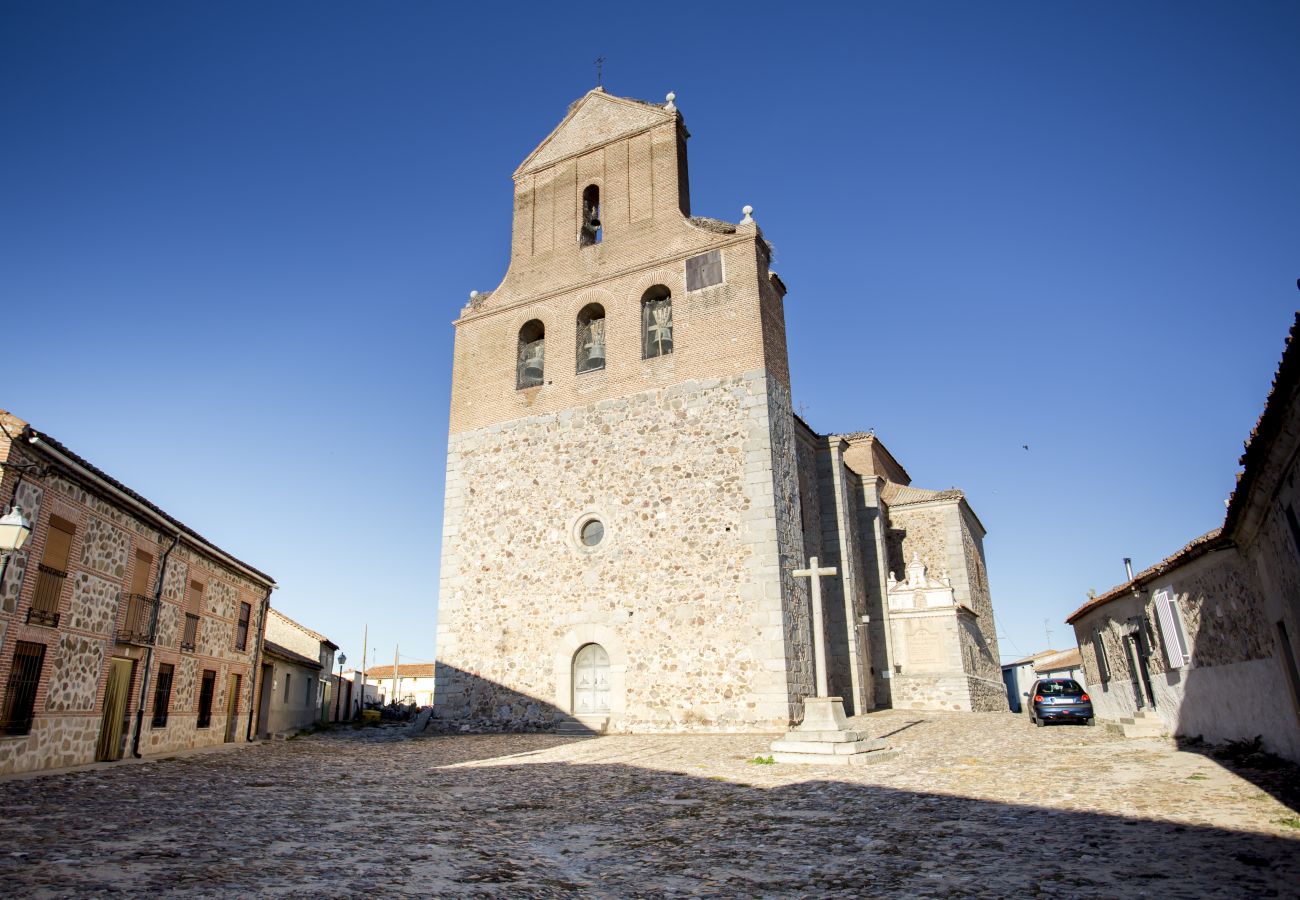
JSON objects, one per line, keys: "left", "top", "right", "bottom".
{"left": 1067, "top": 314, "right": 1300, "bottom": 760}
{"left": 0, "top": 411, "right": 276, "bottom": 774}
{"left": 254, "top": 608, "right": 337, "bottom": 737}
{"left": 432, "top": 88, "right": 1004, "bottom": 733}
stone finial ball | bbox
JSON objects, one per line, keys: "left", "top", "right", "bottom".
{"left": 666, "top": 92, "right": 676, "bottom": 103}
{"left": 469, "top": 290, "right": 479, "bottom": 299}
{"left": 743, "top": 205, "right": 753, "bottom": 216}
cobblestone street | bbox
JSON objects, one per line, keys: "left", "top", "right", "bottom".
{"left": 1, "top": 709, "right": 1296, "bottom": 898}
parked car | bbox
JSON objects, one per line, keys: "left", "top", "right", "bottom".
{"left": 1024, "top": 678, "right": 1094, "bottom": 726}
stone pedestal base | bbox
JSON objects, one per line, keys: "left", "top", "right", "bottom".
{"left": 770, "top": 697, "right": 897, "bottom": 766}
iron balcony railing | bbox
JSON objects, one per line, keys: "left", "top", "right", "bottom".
{"left": 181, "top": 614, "right": 199, "bottom": 653}
{"left": 118, "top": 593, "right": 157, "bottom": 644}
{"left": 28, "top": 564, "right": 65, "bottom": 627}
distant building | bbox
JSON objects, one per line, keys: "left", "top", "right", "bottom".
{"left": 1068, "top": 315, "right": 1300, "bottom": 760}
{"left": 337, "top": 669, "right": 381, "bottom": 717}
{"left": 367, "top": 663, "right": 436, "bottom": 707}
{"left": 1000, "top": 650, "right": 1060, "bottom": 713}
{"left": 0, "top": 411, "right": 275, "bottom": 775}
{"left": 254, "top": 608, "right": 336, "bottom": 737}
{"left": 1033, "top": 647, "right": 1086, "bottom": 686}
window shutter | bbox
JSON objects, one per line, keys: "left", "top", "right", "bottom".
{"left": 1092, "top": 631, "right": 1110, "bottom": 682}
{"left": 1153, "top": 588, "right": 1190, "bottom": 668}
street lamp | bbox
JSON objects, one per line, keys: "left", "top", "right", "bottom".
{"left": 334, "top": 653, "right": 347, "bottom": 721}
{"left": 0, "top": 505, "right": 31, "bottom": 554}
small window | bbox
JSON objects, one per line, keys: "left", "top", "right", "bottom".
{"left": 1092, "top": 630, "right": 1110, "bottom": 685}
{"left": 32, "top": 516, "right": 75, "bottom": 627}
{"left": 197, "top": 670, "right": 216, "bottom": 728}
{"left": 284, "top": 671, "right": 292, "bottom": 703}
{"left": 517, "top": 320, "right": 545, "bottom": 388}
{"left": 576, "top": 303, "right": 606, "bottom": 373}
{"left": 186, "top": 580, "right": 204, "bottom": 616}
{"left": 686, "top": 250, "right": 723, "bottom": 291}
{"left": 235, "top": 601, "right": 251, "bottom": 651}
{"left": 152, "top": 664, "right": 174, "bottom": 727}
{"left": 306, "top": 676, "right": 313, "bottom": 705}
{"left": 0, "top": 641, "right": 46, "bottom": 736}
{"left": 580, "top": 184, "right": 601, "bottom": 246}
{"left": 641, "top": 286, "right": 673, "bottom": 359}
{"left": 1285, "top": 503, "right": 1300, "bottom": 558}
{"left": 130, "top": 549, "right": 153, "bottom": 596}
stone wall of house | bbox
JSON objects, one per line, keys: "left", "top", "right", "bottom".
{"left": 1072, "top": 546, "right": 1299, "bottom": 757}
{"left": 435, "top": 370, "right": 809, "bottom": 732}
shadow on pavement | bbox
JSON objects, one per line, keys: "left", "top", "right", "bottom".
{"left": 1175, "top": 735, "right": 1300, "bottom": 813}
{"left": 0, "top": 736, "right": 1295, "bottom": 897}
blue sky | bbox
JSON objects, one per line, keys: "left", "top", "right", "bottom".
{"left": 3, "top": 2, "right": 1296, "bottom": 669}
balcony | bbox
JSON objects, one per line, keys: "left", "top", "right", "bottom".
{"left": 181, "top": 614, "right": 199, "bottom": 653}
{"left": 118, "top": 593, "right": 157, "bottom": 644}
{"left": 27, "top": 564, "right": 64, "bottom": 628}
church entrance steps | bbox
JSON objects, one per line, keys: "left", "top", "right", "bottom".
{"left": 552, "top": 714, "right": 609, "bottom": 735}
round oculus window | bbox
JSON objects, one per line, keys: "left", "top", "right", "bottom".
{"left": 579, "top": 519, "right": 605, "bottom": 547}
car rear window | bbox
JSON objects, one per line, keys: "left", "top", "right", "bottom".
{"left": 1038, "top": 680, "right": 1083, "bottom": 695}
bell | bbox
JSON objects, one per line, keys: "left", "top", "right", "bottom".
{"left": 584, "top": 335, "right": 605, "bottom": 368}
{"left": 588, "top": 216, "right": 601, "bottom": 230}
{"left": 522, "top": 343, "right": 544, "bottom": 381}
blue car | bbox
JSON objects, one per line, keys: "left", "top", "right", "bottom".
{"left": 1025, "top": 678, "right": 1095, "bottom": 726}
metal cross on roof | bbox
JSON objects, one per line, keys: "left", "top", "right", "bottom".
{"left": 594, "top": 56, "right": 606, "bottom": 87}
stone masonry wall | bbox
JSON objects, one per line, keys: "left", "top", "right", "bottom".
{"left": 435, "top": 370, "right": 805, "bottom": 732}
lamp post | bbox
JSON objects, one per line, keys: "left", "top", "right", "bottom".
{"left": 334, "top": 653, "right": 347, "bottom": 722}
{"left": 0, "top": 505, "right": 32, "bottom": 554}
{"left": 0, "top": 458, "right": 47, "bottom": 597}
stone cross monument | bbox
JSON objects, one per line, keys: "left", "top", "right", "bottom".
{"left": 793, "top": 557, "right": 837, "bottom": 698}
{"left": 770, "top": 556, "right": 895, "bottom": 766}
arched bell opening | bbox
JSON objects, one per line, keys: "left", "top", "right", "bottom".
{"left": 576, "top": 303, "right": 606, "bottom": 373}
{"left": 641, "top": 285, "right": 672, "bottom": 359}
{"left": 517, "top": 319, "right": 545, "bottom": 389}
{"left": 580, "top": 184, "right": 602, "bottom": 246}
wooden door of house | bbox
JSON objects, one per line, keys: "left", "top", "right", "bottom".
{"left": 573, "top": 643, "right": 610, "bottom": 715}
{"left": 224, "top": 673, "right": 241, "bottom": 742}
{"left": 95, "top": 658, "right": 133, "bottom": 761}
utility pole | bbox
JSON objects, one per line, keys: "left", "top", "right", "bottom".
{"left": 358, "top": 624, "right": 368, "bottom": 719}
{"left": 393, "top": 644, "right": 400, "bottom": 707}
{"left": 1043, "top": 618, "right": 1053, "bottom": 648}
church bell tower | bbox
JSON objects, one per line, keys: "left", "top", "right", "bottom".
{"left": 433, "top": 88, "right": 813, "bottom": 732}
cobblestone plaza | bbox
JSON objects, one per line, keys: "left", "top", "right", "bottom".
{"left": 1, "top": 710, "right": 1296, "bottom": 897}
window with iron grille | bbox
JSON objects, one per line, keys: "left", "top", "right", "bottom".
{"left": 30, "top": 515, "right": 75, "bottom": 627}
{"left": 685, "top": 249, "right": 723, "bottom": 291}
{"left": 196, "top": 669, "right": 216, "bottom": 728}
{"left": 152, "top": 663, "right": 174, "bottom": 727}
{"left": 235, "top": 601, "right": 251, "bottom": 651}
{"left": 181, "top": 614, "right": 199, "bottom": 653}
{"left": 0, "top": 642, "right": 46, "bottom": 736}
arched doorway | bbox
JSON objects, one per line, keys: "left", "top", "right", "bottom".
{"left": 572, "top": 643, "right": 610, "bottom": 714}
